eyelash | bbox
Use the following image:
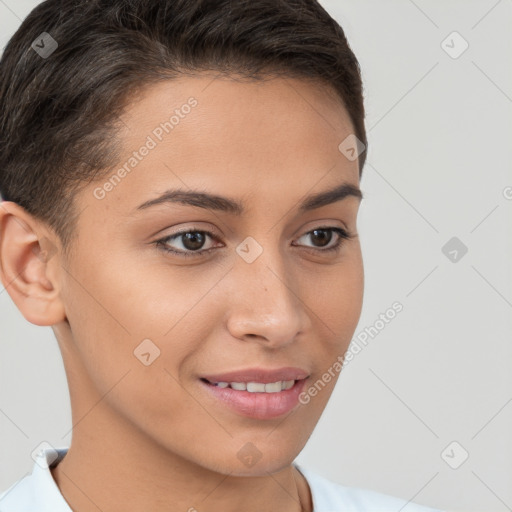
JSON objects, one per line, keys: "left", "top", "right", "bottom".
{"left": 154, "top": 226, "right": 355, "bottom": 259}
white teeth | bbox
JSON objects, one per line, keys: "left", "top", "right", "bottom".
{"left": 263, "top": 382, "right": 281, "bottom": 393}
{"left": 282, "top": 379, "right": 295, "bottom": 390}
{"left": 212, "top": 380, "right": 296, "bottom": 392}
{"left": 247, "top": 382, "right": 266, "bottom": 392}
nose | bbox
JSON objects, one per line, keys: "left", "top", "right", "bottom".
{"left": 225, "top": 243, "right": 311, "bottom": 349}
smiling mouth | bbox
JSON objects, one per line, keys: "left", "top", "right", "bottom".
{"left": 199, "top": 375, "right": 309, "bottom": 419}
{"left": 200, "top": 377, "right": 299, "bottom": 393}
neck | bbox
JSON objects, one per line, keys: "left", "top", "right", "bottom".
{"left": 50, "top": 399, "right": 312, "bottom": 512}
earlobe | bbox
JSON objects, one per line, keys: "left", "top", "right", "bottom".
{"left": 0, "top": 201, "right": 67, "bottom": 326}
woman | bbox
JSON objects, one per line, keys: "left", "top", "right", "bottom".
{"left": 0, "top": 1, "right": 443, "bottom": 510}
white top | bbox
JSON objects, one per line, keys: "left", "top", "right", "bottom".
{"left": 0, "top": 447, "right": 444, "bottom": 511}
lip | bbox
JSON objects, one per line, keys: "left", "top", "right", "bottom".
{"left": 199, "top": 376, "right": 309, "bottom": 420}
{"left": 201, "top": 366, "right": 310, "bottom": 384}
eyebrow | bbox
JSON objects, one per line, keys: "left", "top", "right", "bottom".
{"left": 135, "top": 181, "right": 363, "bottom": 215}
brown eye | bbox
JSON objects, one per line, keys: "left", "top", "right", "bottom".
{"left": 155, "top": 229, "right": 219, "bottom": 258}
{"left": 180, "top": 232, "right": 207, "bottom": 251}
{"left": 294, "top": 227, "right": 353, "bottom": 254}
{"left": 309, "top": 229, "right": 333, "bottom": 248}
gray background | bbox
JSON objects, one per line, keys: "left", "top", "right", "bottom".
{"left": 1, "top": 1, "right": 511, "bottom": 511}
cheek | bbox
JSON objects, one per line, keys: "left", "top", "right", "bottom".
{"left": 60, "top": 247, "right": 225, "bottom": 393}
{"left": 60, "top": 258, "right": 210, "bottom": 438}
{"left": 308, "top": 248, "right": 364, "bottom": 343}
{"left": 297, "top": 253, "right": 363, "bottom": 412}
{"left": 65, "top": 246, "right": 205, "bottom": 339}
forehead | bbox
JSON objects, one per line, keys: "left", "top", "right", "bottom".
{"left": 123, "top": 72, "right": 351, "bottom": 134}
{"left": 80, "top": 73, "right": 359, "bottom": 219}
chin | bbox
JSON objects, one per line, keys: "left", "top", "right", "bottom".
{"left": 208, "top": 442, "right": 299, "bottom": 477}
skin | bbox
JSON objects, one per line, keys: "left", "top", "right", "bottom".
{"left": 0, "top": 74, "right": 364, "bottom": 512}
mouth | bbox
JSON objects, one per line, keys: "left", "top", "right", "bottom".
{"left": 200, "top": 378, "right": 299, "bottom": 393}
{"left": 199, "top": 375, "right": 309, "bottom": 420}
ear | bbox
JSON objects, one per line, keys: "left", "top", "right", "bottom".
{"left": 0, "top": 201, "right": 67, "bottom": 326}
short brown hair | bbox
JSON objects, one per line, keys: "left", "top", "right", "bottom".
{"left": 0, "top": 0, "right": 367, "bottom": 254}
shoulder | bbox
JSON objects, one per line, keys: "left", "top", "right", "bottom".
{"left": 294, "top": 463, "right": 445, "bottom": 512}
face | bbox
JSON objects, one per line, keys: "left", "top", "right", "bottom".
{"left": 51, "top": 74, "right": 364, "bottom": 475}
